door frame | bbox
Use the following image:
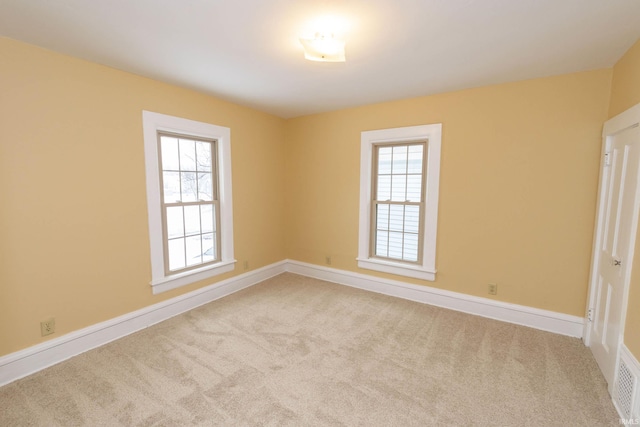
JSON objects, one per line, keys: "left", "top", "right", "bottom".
{"left": 584, "top": 103, "right": 640, "bottom": 388}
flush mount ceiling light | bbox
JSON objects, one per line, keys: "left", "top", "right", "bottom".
{"left": 299, "top": 32, "right": 346, "bottom": 62}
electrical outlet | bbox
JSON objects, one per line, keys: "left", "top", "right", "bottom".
{"left": 41, "top": 318, "right": 55, "bottom": 336}
{"left": 243, "top": 260, "right": 249, "bottom": 271}
{"left": 325, "top": 256, "right": 332, "bottom": 265}
{"left": 488, "top": 283, "right": 498, "bottom": 295}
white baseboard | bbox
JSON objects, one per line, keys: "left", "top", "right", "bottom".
{"left": 285, "top": 260, "right": 584, "bottom": 338}
{"left": 0, "top": 260, "right": 287, "bottom": 387}
{"left": 0, "top": 259, "right": 587, "bottom": 388}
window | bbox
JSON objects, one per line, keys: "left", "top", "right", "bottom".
{"left": 158, "top": 133, "right": 219, "bottom": 274}
{"left": 357, "top": 124, "right": 441, "bottom": 281}
{"left": 143, "top": 111, "right": 235, "bottom": 294}
{"left": 372, "top": 142, "right": 425, "bottom": 263}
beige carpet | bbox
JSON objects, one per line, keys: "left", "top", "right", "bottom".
{"left": 0, "top": 273, "right": 620, "bottom": 426}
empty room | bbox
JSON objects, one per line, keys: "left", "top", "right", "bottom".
{"left": 2, "top": 0, "right": 640, "bottom": 425}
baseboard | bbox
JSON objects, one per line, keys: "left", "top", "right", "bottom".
{"left": 0, "top": 259, "right": 586, "bottom": 388}
{"left": 615, "top": 345, "right": 640, "bottom": 421}
{"left": 0, "top": 260, "right": 287, "bottom": 387}
{"left": 285, "top": 260, "right": 584, "bottom": 338}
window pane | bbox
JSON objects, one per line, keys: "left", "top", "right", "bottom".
{"left": 198, "top": 172, "right": 213, "bottom": 201}
{"left": 407, "top": 145, "right": 423, "bottom": 174}
{"left": 392, "top": 145, "right": 408, "bottom": 174}
{"left": 405, "top": 205, "right": 420, "bottom": 233}
{"left": 184, "top": 205, "right": 201, "bottom": 236}
{"left": 388, "top": 232, "right": 404, "bottom": 259}
{"left": 389, "top": 205, "right": 404, "bottom": 231}
{"left": 166, "top": 206, "right": 184, "bottom": 238}
{"left": 202, "top": 233, "right": 215, "bottom": 262}
{"left": 196, "top": 141, "right": 212, "bottom": 172}
{"left": 168, "top": 238, "right": 185, "bottom": 271}
{"left": 391, "top": 175, "right": 407, "bottom": 201}
{"left": 160, "top": 136, "right": 179, "bottom": 170}
{"left": 375, "top": 230, "right": 388, "bottom": 257}
{"left": 181, "top": 172, "right": 198, "bottom": 202}
{"left": 406, "top": 175, "right": 422, "bottom": 202}
{"left": 404, "top": 234, "right": 419, "bottom": 262}
{"left": 377, "top": 175, "right": 391, "bottom": 201}
{"left": 179, "top": 139, "right": 196, "bottom": 171}
{"left": 376, "top": 204, "right": 390, "bottom": 230}
{"left": 377, "top": 146, "right": 392, "bottom": 174}
{"left": 185, "top": 235, "right": 202, "bottom": 267}
{"left": 207, "top": 234, "right": 217, "bottom": 261}
{"left": 163, "top": 171, "right": 181, "bottom": 203}
{"left": 201, "top": 204, "right": 214, "bottom": 233}
{"left": 374, "top": 203, "right": 421, "bottom": 262}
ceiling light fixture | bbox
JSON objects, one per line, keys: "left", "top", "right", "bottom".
{"left": 299, "top": 32, "right": 346, "bottom": 62}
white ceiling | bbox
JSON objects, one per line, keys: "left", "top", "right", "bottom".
{"left": 2, "top": 0, "right": 640, "bottom": 118}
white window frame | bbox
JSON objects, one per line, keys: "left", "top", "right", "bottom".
{"left": 143, "top": 111, "right": 235, "bottom": 294}
{"left": 357, "top": 124, "right": 441, "bottom": 281}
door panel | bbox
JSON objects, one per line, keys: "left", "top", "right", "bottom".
{"left": 589, "top": 123, "right": 640, "bottom": 390}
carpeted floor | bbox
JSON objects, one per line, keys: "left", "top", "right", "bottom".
{"left": 0, "top": 273, "right": 620, "bottom": 426}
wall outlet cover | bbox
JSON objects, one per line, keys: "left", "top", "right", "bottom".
{"left": 40, "top": 318, "right": 55, "bottom": 336}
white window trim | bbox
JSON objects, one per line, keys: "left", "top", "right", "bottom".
{"left": 357, "top": 124, "right": 441, "bottom": 281}
{"left": 143, "top": 111, "right": 235, "bottom": 294}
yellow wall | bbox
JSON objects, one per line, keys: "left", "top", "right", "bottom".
{"left": 1, "top": 34, "right": 633, "bottom": 360}
{"left": 609, "top": 38, "right": 640, "bottom": 360}
{"left": 609, "top": 39, "right": 640, "bottom": 118}
{"left": 285, "top": 70, "right": 612, "bottom": 317}
{"left": 628, "top": 234, "right": 640, "bottom": 360}
{"left": 0, "top": 38, "right": 287, "bottom": 356}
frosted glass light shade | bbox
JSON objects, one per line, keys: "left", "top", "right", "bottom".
{"left": 299, "top": 33, "right": 346, "bottom": 62}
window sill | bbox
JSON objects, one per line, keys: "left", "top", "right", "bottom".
{"left": 150, "top": 260, "right": 236, "bottom": 294}
{"left": 356, "top": 257, "right": 436, "bottom": 281}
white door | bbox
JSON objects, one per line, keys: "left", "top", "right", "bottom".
{"left": 586, "top": 104, "right": 640, "bottom": 392}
